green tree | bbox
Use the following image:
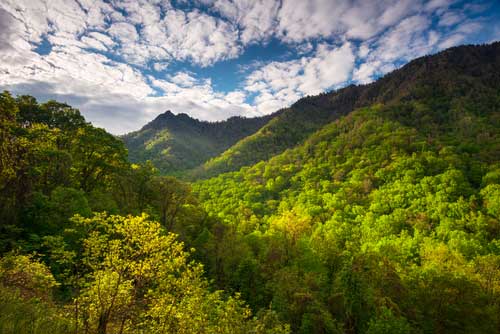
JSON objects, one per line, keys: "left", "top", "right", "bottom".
{"left": 0, "top": 253, "right": 71, "bottom": 334}
{"left": 149, "top": 176, "right": 196, "bottom": 231}
{"left": 72, "top": 213, "right": 288, "bottom": 334}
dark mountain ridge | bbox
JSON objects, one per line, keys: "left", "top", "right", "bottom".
{"left": 122, "top": 110, "right": 277, "bottom": 173}
{"left": 194, "top": 42, "right": 500, "bottom": 178}
{"left": 122, "top": 42, "right": 500, "bottom": 178}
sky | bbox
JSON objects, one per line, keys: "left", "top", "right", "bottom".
{"left": 0, "top": 0, "right": 499, "bottom": 134}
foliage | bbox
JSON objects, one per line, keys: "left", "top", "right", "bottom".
{"left": 0, "top": 92, "right": 287, "bottom": 332}
{"left": 0, "top": 254, "right": 71, "bottom": 334}
{"left": 70, "top": 213, "right": 281, "bottom": 334}
{"left": 192, "top": 45, "right": 500, "bottom": 333}
{"left": 1, "top": 42, "right": 500, "bottom": 334}
{"left": 123, "top": 110, "right": 274, "bottom": 174}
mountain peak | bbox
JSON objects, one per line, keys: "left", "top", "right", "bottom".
{"left": 122, "top": 109, "right": 275, "bottom": 173}
{"left": 193, "top": 42, "right": 500, "bottom": 178}
{"left": 143, "top": 110, "right": 198, "bottom": 131}
{"left": 162, "top": 110, "right": 174, "bottom": 117}
{"left": 155, "top": 110, "right": 177, "bottom": 121}
{"left": 124, "top": 42, "right": 500, "bottom": 177}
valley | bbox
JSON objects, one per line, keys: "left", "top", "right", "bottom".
{"left": 1, "top": 42, "right": 499, "bottom": 334}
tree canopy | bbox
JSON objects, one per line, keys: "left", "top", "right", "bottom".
{"left": 1, "top": 42, "right": 500, "bottom": 334}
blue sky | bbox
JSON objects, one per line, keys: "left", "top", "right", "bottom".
{"left": 0, "top": 0, "right": 499, "bottom": 134}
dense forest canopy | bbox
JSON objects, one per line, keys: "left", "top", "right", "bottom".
{"left": 0, "top": 92, "right": 288, "bottom": 334}
{"left": 1, "top": 42, "right": 500, "bottom": 334}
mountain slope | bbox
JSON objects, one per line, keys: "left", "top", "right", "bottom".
{"left": 192, "top": 42, "right": 500, "bottom": 332}
{"left": 122, "top": 111, "right": 276, "bottom": 173}
{"left": 193, "top": 42, "right": 500, "bottom": 178}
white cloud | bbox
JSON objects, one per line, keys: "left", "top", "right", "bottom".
{"left": 205, "top": 0, "right": 280, "bottom": 44}
{"left": 153, "top": 62, "right": 169, "bottom": 71}
{"left": 358, "top": 43, "right": 371, "bottom": 58}
{"left": 276, "top": 0, "right": 426, "bottom": 42}
{"left": 276, "top": 0, "right": 346, "bottom": 42}
{"left": 438, "top": 11, "right": 465, "bottom": 27}
{"left": 0, "top": 0, "right": 249, "bottom": 133}
{"left": 373, "top": 15, "right": 433, "bottom": 62}
{"left": 350, "top": 7, "right": 489, "bottom": 85}
{"left": 439, "top": 33, "right": 466, "bottom": 49}
{"left": 351, "top": 14, "right": 439, "bottom": 83}
{"left": 0, "top": 0, "right": 497, "bottom": 134}
{"left": 204, "top": 0, "right": 424, "bottom": 44}
{"left": 225, "top": 91, "right": 247, "bottom": 105}
{"left": 353, "top": 61, "right": 380, "bottom": 84}
{"left": 108, "top": 22, "right": 139, "bottom": 43}
{"left": 205, "top": 0, "right": 481, "bottom": 49}
{"left": 169, "top": 72, "right": 198, "bottom": 88}
{"left": 0, "top": 0, "right": 242, "bottom": 68}
{"left": 81, "top": 36, "right": 107, "bottom": 51}
{"left": 88, "top": 32, "right": 115, "bottom": 47}
{"left": 424, "top": 0, "right": 455, "bottom": 12}
{"left": 162, "top": 9, "right": 241, "bottom": 66}
{"left": 245, "top": 42, "right": 355, "bottom": 114}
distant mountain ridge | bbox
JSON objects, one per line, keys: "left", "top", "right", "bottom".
{"left": 123, "top": 42, "right": 500, "bottom": 177}
{"left": 122, "top": 110, "right": 277, "bottom": 173}
{"left": 192, "top": 42, "right": 500, "bottom": 178}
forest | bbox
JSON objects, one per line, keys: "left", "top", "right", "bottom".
{"left": 1, "top": 42, "right": 500, "bottom": 334}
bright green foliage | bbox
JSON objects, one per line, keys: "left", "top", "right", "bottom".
{"left": 0, "top": 214, "right": 290, "bottom": 334}
{"left": 193, "top": 61, "right": 500, "bottom": 332}
{"left": 193, "top": 105, "right": 500, "bottom": 331}
{"left": 0, "top": 254, "right": 71, "bottom": 334}
{"left": 365, "top": 307, "right": 411, "bottom": 334}
{"left": 74, "top": 213, "right": 202, "bottom": 333}
{"left": 71, "top": 213, "right": 289, "bottom": 334}
{"left": 0, "top": 287, "right": 71, "bottom": 334}
{"left": 2, "top": 43, "right": 500, "bottom": 334}
{"left": 0, "top": 253, "right": 58, "bottom": 299}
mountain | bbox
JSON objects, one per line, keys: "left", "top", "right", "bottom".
{"left": 2, "top": 42, "right": 500, "bottom": 334}
{"left": 192, "top": 42, "right": 500, "bottom": 333}
{"left": 122, "top": 111, "right": 276, "bottom": 174}
{"left": 193, "top": 42, "right": 500, "bottom": 178}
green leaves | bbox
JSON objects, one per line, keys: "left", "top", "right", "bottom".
{"left": 69, "top": 213, "right": 288, "bottom": 334}
{"left": 194, "top": 92, "right": 500, "bottom": 332}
